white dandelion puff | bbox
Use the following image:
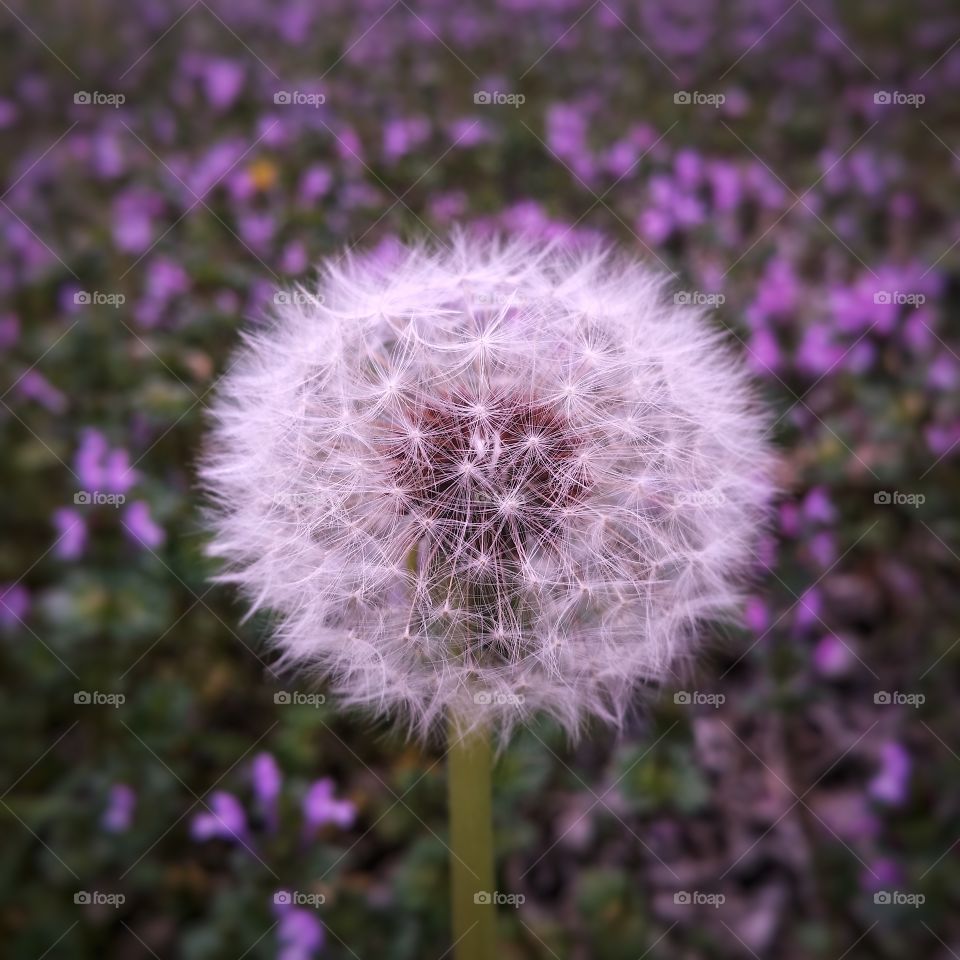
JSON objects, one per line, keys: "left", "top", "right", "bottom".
{"left": 201, "top": 232, "right": 775, "bottom": 741}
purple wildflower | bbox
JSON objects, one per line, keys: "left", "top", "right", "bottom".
{"left": 868, "top": 741, "right": 911, "bottom": 807}
{"left": 191, "top": 791, "right": 248, "bottom": 842}
{"left": 303, "top": 778, "right": 355, "bottom": 834}
{"left": 102, "top": 783, "right": 136, "bottom": 833}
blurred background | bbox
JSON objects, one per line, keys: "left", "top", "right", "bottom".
{"left": 2, "top": 0, "right": 959, "bottom": 957}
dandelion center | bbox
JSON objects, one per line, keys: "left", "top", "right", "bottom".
{"left": 381, "top": 390, "right": 587, "bottom": 573}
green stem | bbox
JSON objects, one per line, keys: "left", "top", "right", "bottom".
{"left": 447, "top": 717, "right": 497, "bottom": 960}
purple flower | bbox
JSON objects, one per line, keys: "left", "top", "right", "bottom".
{"left": 237, "top": 213, "right": 276, "bottom": 253}
{"left": 0, "top": 312, "right": 19, "bottom": 349}
{"left": 53, "top": 508, "right": 87, "bottom": 560}
{"left": 76, "top": 429, "right": 138, "bottom": 494}
{"left": 123, "top": 501, "right": 165, "bottom": 550}
{"left": 926, "top": 421, "right": 960, "bottom": 457}
{"left": 812, "top": 634, "right": 856, "bottom": 678}
{"left": 278, "top": 3, "right": 314, "bottom": 44}
{"left": 92, "top": 132, "right": 125, "bottom": 178}
{"left": 808, "top": 531, "right": 837, "bottom": 567}
{"left": 274, "top": 902, "right": 325, "bottom": 960}
{"left": 303, "top": 778, "right": 355, "bottom": 834}
{"left": 545, "top": 103, "right": 594, "bottom": 182}
{"left": 0, "top": 582, "right": 29, "bottom": 629}
{"left": 929, "top": 353, "right": 959, "bottom": 390}
{"left": 447, "top": 117, "right": 493, "bottom": 148}
{"left": 796, "top": 324, "right": 843, "bottom": 376}
{"left": 861, "top": 857, "right": 902, "bottom": 892}
{"left": 743, "top": 597, "right": 769, "bottom": 634}
{"left": 202, "top": 58, "right": 245, "bottom": 111}
{"left": 281, "top": 242, "right": 309, "bottom": 275}
{"left": 706, "top": 160, "right": 742, "bottom": 213}
{"left": 638, "top": 208, "right": 673, "bottom": 244}
{"left": 747, "top": 328, "right": 781, "bottom": 377}
{"left": 803, "top": 487, "right": 837, "bottom": 526}
{"left": 673, "top": 149, "right": 703, "bottom": 187}
{"left": 112, "top": 189, "right": 163, "bottom": 254}
{"left": 869, "top": 741, "right": 911, "bottom": 807}
{"left": 750, "top": 257, "right": 801, "bottom": 320}
{"left": 299, "top": 165, "right": 332, "bottom": 202}
{"left": 102, "top": 783, "right": 136, "bottom": 833}
{"left": 16, "top": 371, "right": 67, "bottom": 413}
{"left": 145, "top": 257, "right": 190, "bottom": 302}
{"left": 252, "top": 752, "right": 282, "bottom": 825}
{"left": 76, "top": 429, "right": 108, "bottom": 488}
{"left": 382, "top": 117, "right": 430, "bottom": 162}
{"left": 191, "top": 791, "right": 248, "bottom": 842}
{"left": 332, "top": 125, "right": 364, "bottom": 167}
{"left": 793, "top": 587, "right": 822, "bottom": 632}
{"left": 779, "top": 502, "right": 801, "bottom": 537}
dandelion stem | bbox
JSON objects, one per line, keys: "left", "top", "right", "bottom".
{"left": 448, "top": 716, "right": 496, "bottom": 960}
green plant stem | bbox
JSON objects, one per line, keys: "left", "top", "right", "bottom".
{"left": 447, "top": 717, "right": 497, "bottom": 960}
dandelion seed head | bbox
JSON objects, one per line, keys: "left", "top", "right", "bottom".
{"left": 202, "top": 232, "right": 775, "bottom": 740}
